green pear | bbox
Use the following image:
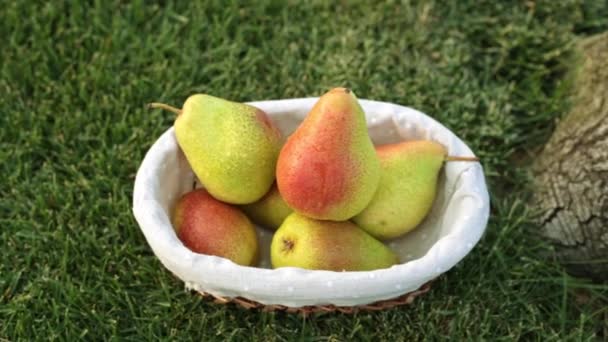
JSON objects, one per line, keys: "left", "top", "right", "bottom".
{"left": 271, "top": 213, "right": 399, "bottom": 271}
{"left": 240, "top": 183, "right": 293, "bottom": 230}
{"left": 150, "top": 95, "right": 283, "bottom": 204}
{"left": 276, "top": 88, "right": 380, "bottom": 221}
{"left": 173, "top": 189, "right": 259, "bottom": 266}
{"left": 353, "top": 140, "right": 478, "bottom": 240}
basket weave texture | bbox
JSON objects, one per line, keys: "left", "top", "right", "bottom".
{"left": 197, "top": 282, "right": 433, "bottom": 315}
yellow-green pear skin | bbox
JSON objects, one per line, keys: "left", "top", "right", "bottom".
{"left": 240, "top": 183, "right": 293, "bottom": 230}
{"left": 271, "top": 213, "right": 399, "bottom": 271}
{"left": 353, "top": 140, "right": 447, "bottom": 240}
{"left": 175, "top": 94, "right": 283, "bottom": 204}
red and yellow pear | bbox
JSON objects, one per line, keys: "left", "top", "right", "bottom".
{"left": 172, "top": 189, "right": 259, "bottom": 266}
{"left": 276, "top": 88, "right": 380, "bottom": 221}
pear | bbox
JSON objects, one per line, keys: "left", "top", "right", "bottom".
{"left": 150, "top": 94, "right": 283, "bottom": 204}
{"left": 276, "top": 88, "right": 380, "bottom": 221}
{"left": 353, "top": 140, "right": 478, "bottom": 240}
{"left": 271, "top": 213, "right": 399, "bottom": 271}
{"left": 172, "top": 189, "right": 259, "bottom": 266}
{"left": 240, "top": 183, "right": 293, "bottom": 230}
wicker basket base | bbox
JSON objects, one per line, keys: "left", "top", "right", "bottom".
{"left": 195, "top": 281, "right": 433, "bottom": 315}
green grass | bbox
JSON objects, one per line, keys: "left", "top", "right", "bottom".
{"left": 1, "top": 0, "right": 607, "bottom": 340}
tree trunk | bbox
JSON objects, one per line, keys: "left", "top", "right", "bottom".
{"left": 532, "top": 32, "right": 608, "bottom": 282}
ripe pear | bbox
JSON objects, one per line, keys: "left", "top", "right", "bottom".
{"left": 150, "top": 94, "right": 283, "bottom": 204}
{"left": 271, "top": 213, "right": 399, "bottom": 271}
{"left": 353, "top": 140, "right": 478, "bottom": 240}
{"left": 276, "top": 88, "right": 380, "bottom": 221}
{"left": 172, "top": 189, "right": 259, "bottom": 266}
{"left": 240, "top": 183, "right": 293, "bottom": 230}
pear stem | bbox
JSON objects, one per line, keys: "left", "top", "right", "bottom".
{"left": 147, "top": 102, "right": 182, "bottom": 115}
{"left": 445, "top": 156, "right": 480, "bottom": 162}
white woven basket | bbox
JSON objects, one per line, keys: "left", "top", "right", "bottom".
{"left": 132, "top": 98, "right": 490, "bottom": 308}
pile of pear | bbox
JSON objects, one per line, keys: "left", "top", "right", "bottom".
{"left": 152, "top": 88, "right": 477, "bottom": 272}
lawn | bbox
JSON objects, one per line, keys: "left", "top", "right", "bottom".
{"left": 1, "top": 0, "right": 607, "bottom": 340}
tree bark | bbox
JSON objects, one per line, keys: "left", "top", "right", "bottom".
{"left": 533, "top": 32, "right": 608, "bottom": 282}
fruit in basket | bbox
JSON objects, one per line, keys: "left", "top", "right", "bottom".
{"left": 270, "top": 213, "right": 399, "bottom": 271}
{"left": 276, "top": 87, "right": 380, "bottom": 221}
{"left": 240, "top": 183, "right": 293, "bottom": 230}
{"left": 172, "top": 189, "right": 259, "bottom": 266}
{"left": 353, "top": 140, "right": 478, "bottom": 240}
{"left": 150, "top": 95, "right": 282, "bottom": 204}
